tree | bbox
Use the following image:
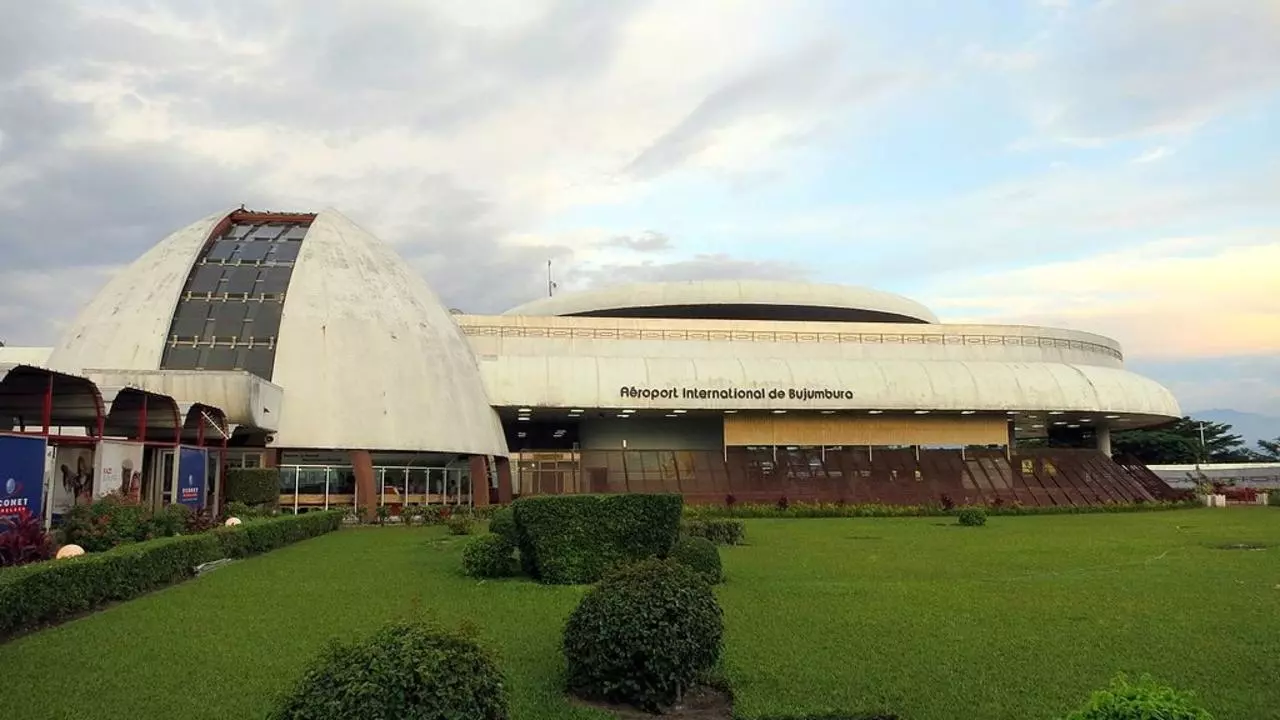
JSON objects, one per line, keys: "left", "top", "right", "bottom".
{"left": 1112, "top": 416, "right": 1252, "bottom": 464}
{"left": 1256, "top": 437, "right": 1280, "bottom": 461}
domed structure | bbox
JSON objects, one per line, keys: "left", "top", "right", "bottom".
{"left": 47, "top": 208, "right": 506, "bottom": 456}
{"left": 504, "top": 280, "right": 939, "bottom": 324}
{"left": 7, "top": 206, "right": 1190, "bottom": 515}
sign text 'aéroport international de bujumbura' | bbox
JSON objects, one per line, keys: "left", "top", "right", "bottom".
{"left": 619, "top": 385, "right": 857, "bottom": 401}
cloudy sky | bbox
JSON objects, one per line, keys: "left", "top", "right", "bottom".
{"left": 1, "top": 0, "right": 1277, "bottom": 416}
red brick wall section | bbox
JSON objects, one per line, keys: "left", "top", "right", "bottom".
{"left": 349, "top": 450, "right": 377, "bottom": 521}
{"left": 496, "top": 457, "right": 513, "bottom": 504}
{"left": 469, "top": 456, "right": 490, "bottom": 508}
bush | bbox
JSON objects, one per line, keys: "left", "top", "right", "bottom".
{"left": 0, "top": 510, "right": 344, "bottom": 639}
{"left": 447, "top": 514, "right": 475, "bottom": 536}
{"left": 223, "top": 468, "right": 281, "bottom": 506}
{"left": 957, "top": 507, "right": 988, "bottom": 527}
{"left": 268, "top": 620, "right": 509, "bottom": 720}
{"left": 0, "top": 516, "right": 56, "bottom": 568}
{"left": 683, "top": 517, "right": 745, "bottom": 546}
{"left": 1062, "top": 673, "right": 1213, "bottom": 719}
{"left": 683, "top": 498, "right": 1201, "bottom": 519}
{"left": 58, "top": 495, "right": 156, "bottom": 551}
{"left": 563, "top": 558, "right": 723, "bottom": 712}
{"left": 488, "top": 506, "right": 518, "bottom": 545}
{"left": 222, "top": 500, "right": 275, "bottom": 521}
{"left": 150, "top": 503, "right": 190, "bottom": 537}
{"left": 0, "top": 533, "right": 221, "bottom": 639}
{"left": 513, "top": 494, "right": 682, "bottom": 584}
{"left": 211, "top": 510, "right": 344, "bottom": 559}
{"left": 669, "top": 536, "right": 722, "bottom": 584}
{"left": 462, "top": 535, "right": 517, "bottom": 579}
{"left": 1268, "top": 491, "right": 1280, "bottom": 507}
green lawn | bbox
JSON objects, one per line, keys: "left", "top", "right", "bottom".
{"left": 1, "top": 508, "right": 1277, "bottom": 719}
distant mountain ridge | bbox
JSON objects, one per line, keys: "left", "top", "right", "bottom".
{"left": 1190, "top": 409, "right": 1280, "bottom": 447}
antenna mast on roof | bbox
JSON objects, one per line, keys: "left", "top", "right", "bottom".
{"left": 547, "top": 259, "right": 558, "bottom": 297}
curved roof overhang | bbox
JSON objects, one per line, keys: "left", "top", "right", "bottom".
{"left": 103, "top": 387, "right": 184, "bottom": 442}
{"left": 0, "top": 363, "right": 106, "bottom": 435}
{"left": 504, "top": 280, "right": 940, "bottom": 324}
{"left": 473, "top": 357, "right": 1181, "bottom": 427}
{"left": 182, "top": 403, "right": 230, "bottom": 446}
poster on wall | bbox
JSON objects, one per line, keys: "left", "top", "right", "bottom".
{"left": 94, "top": 440, "right": 145, "bottom": 502}
{"left": 0, "top": 434, "right": 49, "bottom": 524}
{"left": 50, "top": 446, "right": 96, "bottom": 516}
{"left": 176, "top": 446, "right": 207, "bottom": 510}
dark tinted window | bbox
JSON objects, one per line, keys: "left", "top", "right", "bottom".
{"left": 224, "top": 266, "right": 260, "bottom": 293}
{"left": 162, "top": 216, "right": 310, "bottom": 377}
{"left": 254, "top": 225, "right": 283, "bottom": 240}
{"left": 171, "top": 301, "right": 213, "bottom": 337}
{"left": 210, "top": 302, "right": 250, "bottom": 337}
{"left": 186, "top": 265, "right": 225, "bottom": 293}
{"left": 232, "top": 242, "right": 270, "bottom": 262}
{"left": 241, "top": 346, "right": 277, "bottom": 379}
{"left": 198, "top": 347, "right": 238, "bottom": 370}
{"left": 258, "top": 266, "right": 292, "bottom": 293}
{"left": 162, "top": 345, "right": 201, "bottom": 368}
{"left": 205, "top": 240, "right": 240, "bottom": 261}
{"left": 245, "top": 301, "right": 283, "bottom": 338}
{"left": 271, "top": 241, "right": 301, "bottom": 263}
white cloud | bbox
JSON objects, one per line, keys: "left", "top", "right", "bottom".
{"left": 1131, "top": 146, "right": 1173, "bottom": 164}
{"left": 0, "top": 0, "right": 914, "bottom": 341}
{"left": 997, "top": 0, "right": 1280, "bottom": 144}
{"left": 920, "top": 231, "right": 1280, "bottom": 360}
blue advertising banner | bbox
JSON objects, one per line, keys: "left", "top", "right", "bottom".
{"left": 0, "top": 434, "right": 49, "bottom": 524}
{"left": 176, "top": 446, "right": 208, "bottom": 510}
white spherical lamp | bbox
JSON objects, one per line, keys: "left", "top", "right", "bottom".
{"left": 56, "top": 544, "right": 85, "bottom": 559}
{"left": 224, "top": 517, "right": 242, "bottom": 526}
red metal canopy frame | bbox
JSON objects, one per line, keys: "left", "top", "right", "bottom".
{"left": 0, "top": 364, "right": 105, "bottom": 444}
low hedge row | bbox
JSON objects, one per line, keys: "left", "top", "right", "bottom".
{"left": 0, "top": 510, "right": 343, "bottom": 638}
{"left": 512, "top": 494, "right": 682, "bottom": 584}
{"left": 684, "top": 499, "right": 1202, "bottom": 519}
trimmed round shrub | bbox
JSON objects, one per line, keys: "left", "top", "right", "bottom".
{"left": 957, "top": 507, "right": 987, "bottom": 527}
{"left": 488, "top": 506, "right": 518, "bottom": 545}
{"left": 447, "top": 514, "right": 475, "bottom": 536}
{"left": 669, "top": 535, "right": 723, "bottom": 584}
{"left": 1062, "top": 673, "right": 1213, "bottom": 720}
{"left": 463, "top": 535, "right": 517, "bottom": 578}
{"left": 268, "top": 620, "right": 508, "bottom": 720}
{"left": 683, "top": 517, "right": 745, "bottom": 546}
{"left": 563, "top": 558, "right": 723, "bottom": 712}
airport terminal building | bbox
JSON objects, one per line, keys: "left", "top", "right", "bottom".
{"left": 0, "top": 209, "right": 1184, "bottom": 519}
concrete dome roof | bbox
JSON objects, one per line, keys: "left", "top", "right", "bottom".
{"left": 504, "top": 280, "right": 939, "bottom": 324}
{"left": 47, "top": 208, "right": 507, "bottom": 456}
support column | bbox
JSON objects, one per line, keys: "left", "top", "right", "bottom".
{"left": 469, "top": 455, "right": 490, "bottom": 508}
{"left": 349, "top": 450, "right": 377, "bottom": 522}
{"left": 496, "top": 457, "right": 513, "bottom": 505}
{"left": 1096, "top": 425, "right": 1112, "bottom": 458}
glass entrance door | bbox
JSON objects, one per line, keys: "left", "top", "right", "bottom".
{"left": 146, "top": 449, "right": 175, "bottom": 510}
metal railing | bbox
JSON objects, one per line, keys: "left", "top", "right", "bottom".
{"left": 277, "top": 464, "right": 471, "bottom": 512}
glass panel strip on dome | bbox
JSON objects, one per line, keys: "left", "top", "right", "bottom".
{"left": 160, "top": 211, "right": 315, "bottom": 381}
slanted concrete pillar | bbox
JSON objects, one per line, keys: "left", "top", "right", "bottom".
{"left": 1097, "top": 426, "right": 1112, "bottom": 457}
{"left": 469, "top": 455, "right": 490, "bottom": 508}
{"left": 496, "top": 457, "right": 513, "bottom": 504}
{"left": 349, "top": 450, "right": 377, "bottom": 522}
